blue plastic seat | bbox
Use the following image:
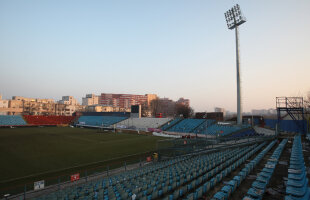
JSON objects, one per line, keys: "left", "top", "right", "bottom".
{"left": 221, "top": 185, "right": 232, "bottom": 197}
{"left": 229, "top": 180, "right": 237, "bottom": 190}
{"left": 213, "top": 191, "right": 226, "bottom": 200}
{"left": 247, "top": 187, "right": 263, "bottom": 199}
{"left": 287, "top": 176, "right": 308, "bottom": 188}
{"left": 286, "top": 183, "right": 309, "bottom": 197}
{"left": 252, "top": 181, "right": 267, "bottom": 190}
{"left": 285, "top": 188, "right": 310, "bottom": 200}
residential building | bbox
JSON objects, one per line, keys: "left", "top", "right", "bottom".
{"left": 0, "top": 95, "right": 8, "bottom": 108}
{"left": 86, "top": 105, "right": 130, "bottom": 112}
{"left": 13, "top": 96, "right": 54, "bottom": 103}
{"left": 177, "top": 97, "right": 190, "bottom": 107}
{"left": 82, "top": 94, "right": 99, "bottom": 106}
{"left": 58, "top": 96, "right": 79, "bottom": 106}
{"left": 99, "top": 93, "right": 156, "bottom": 109}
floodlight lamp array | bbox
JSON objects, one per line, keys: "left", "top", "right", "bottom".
{"left": 224, "top": 4, "right": 246, "bottom": 30}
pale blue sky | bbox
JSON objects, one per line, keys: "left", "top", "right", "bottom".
{"left": 0, "top": 0, "right": 309, "bottom": 112}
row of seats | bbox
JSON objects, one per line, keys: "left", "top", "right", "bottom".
{"left": 35, "top": 155, "right": 190, "bottom": 200}
{"left": 285, "top": 135, "right": 310, "bottom": 200}
{"left": 105, "top": 147, "right": 249, "bottom": 200}
{"left": 243, "top": 139, "right": 288, "bottom": 200}
{"left": 0, "top": 115, "right": 27, "bottom": 126}
{"left": 35, "top": 144, "right": 256, "bottom": 200}
{"left": 161, "top": 118, "right": 183, "bottom": 131}
{"left": 167, "top": 119, "right": 206, "bottom": 133}
{"left": 185, "top": 141, "right": 268, "bottom": 200}
{"left": 227, "top": 129, "right": 260, "bottom": 139}
{"left": 191, "top": 119, "right": 216, "bottom": 133}
{"left": 211, "top": 140, "right": 277, "bottom": 200}
{"left": 156, "top": 146, "right": 254, "bottom": 200}
{"left": 77, "top": 116, "right": 128, "bottom": 127}
{"left": 138, "top": 148, "right": 246, "bottom": 200}
{"left": 196, "top": 124, "right": 244, "bottom": 136}
{"left": 23, "top": 115, "right": 76, "bottom": 125}
{"left": 253, "top": 126, "right": 275, "bottom": 136}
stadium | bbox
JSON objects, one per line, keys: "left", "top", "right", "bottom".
{"left": 0, "top": 97, "right": 310, "bottom": 200}
{"left": 1, "top": 1, "right": 310, "bottom": 200}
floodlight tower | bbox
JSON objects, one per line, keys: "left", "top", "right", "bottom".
{"left": 225, "top": 4, "right": 246, "bottom": 125}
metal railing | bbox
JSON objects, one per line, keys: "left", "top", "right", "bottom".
{"left": 0, "top": 151, "right": 153, "bottom": 199}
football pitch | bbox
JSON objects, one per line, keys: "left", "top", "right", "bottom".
{"left": 0, "top": 127, "right": 163, "bottom": 183}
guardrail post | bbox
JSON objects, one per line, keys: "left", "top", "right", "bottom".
{"left": 139, "top": 158, "right": 141, "bottom": 167}
{"left": 124, "top": 162, "right": 127, "bottom": 171}
{"left": 107, "top": 166, "right": 109, "bottom": 176}
{"left": 85, "top": 170, "right": 88, "bottom": 182}
{"left": 58, "top": 177, "right": 60, "bottom": 190}
{"left": 24, "top": 184, "right": 26, "bottom": 200}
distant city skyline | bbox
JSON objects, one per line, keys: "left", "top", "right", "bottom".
{"left": 0, "top": 93, "right": 282, "bottom": 115}
{"left": 1, "top": 0, "right": 309, "bottom": 112}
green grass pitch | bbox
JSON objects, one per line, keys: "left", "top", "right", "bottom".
{"left": 0, "top": 127, "right": 162, "bottom": 182}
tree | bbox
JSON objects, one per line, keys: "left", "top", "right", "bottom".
{"left": 149, "top": 98, "right": 161, "bottom": 117}
{"left": 140, "top": 101, "right": 150, "bottom": 117}
{"left": 175, "top": 103, "right": 194, "bottom": 118}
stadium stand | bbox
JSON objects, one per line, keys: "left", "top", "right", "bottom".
{"left": 198, "top": 123, "right": 244, "bottom": 136}
{"left": 226, "top": 128, "right": 259, "bottom": 139}
{"left": 23, "top": 115, "right": 76, "bottom": 125}
{"left": 166, "top": 119, "right": 206, "bottom": 133}
{"left": 115, "top": 117, "right": 171, "bottom": 130}
{"left": 77, "top": 116, "right": 127, "bottom": 127}
{"left": 0, "top": 115, "right": 27, "bottom": 126}
{"left": 34, "top": 141, "right": 269, "bottom": 200}
{"left": 192, "top": 119, "right": 216, "bottom": 133}
{"left": 285, "top": 135, "right": 310, "bottom": 200}
{"left": 210, "top": 140, "right": 274, "bottom": 199}
{"left": 243, "top": 138, "right": 288, "bottom": 200}
{"left": 161, "top": 118, "right": 183, "bottom": 131}
{"left": 188, "top": 140, "right": 276, "bottom": 200}
{"left": 254, "top": 126, "right": 275, "bottom": 136}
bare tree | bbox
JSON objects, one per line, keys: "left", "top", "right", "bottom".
{"left": 140, "top": 101, "right": 150, "bottom": 117}
{"left": 175, "top": 103, "right": 194, "bottom": 118}
{"left": 150, "top": 98, "right": 160, "bottom": 117}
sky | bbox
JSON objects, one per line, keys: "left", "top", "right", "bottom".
{"left": 0, "top": 0, "right": 309, "bottom": 112}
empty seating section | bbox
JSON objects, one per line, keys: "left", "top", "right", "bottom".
{"left": 0, "top": 115, "right": 27, "bottom": 126}
{"left": 211, "top": 140, "right": 277, "bottom": 200}
{"left": 200, "top": 124, "right": 243, "bottom": 136}
{"left": 192, "top": 119, "right": 216, "bottom": 134}
{"left": 161, "top": 118, "right": 182, "bottom": 131}
{"left": 78, "top": 116, "right": 127, "bottom": 127}
{"left": 285, "top": 135, "right": 310, "bottom": 200}
{"left": 23, "top": 115, "right": 75, "bottom": 125}
{"left": 227, "top": 129, "right": 258, "bottom": 139}
{"left": 187, "top": 140, "right": 275, "bottom": 200}
{"left": 115, "top": 117, "right": 171, "bottom": 129}
{"left": 163, "top": 119, "right": 245, "bottom": 136}
{"left": 254, "top": 126, "right": 275, "bottom": 136}
{"left": 35, "top": 142, "right": 269, "bottom": 200}
{"left": 167, "top": 119, "right": 206, "bottom": 133}
{"left": 243, "top": 139, "right": 288, "bottom": 200}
